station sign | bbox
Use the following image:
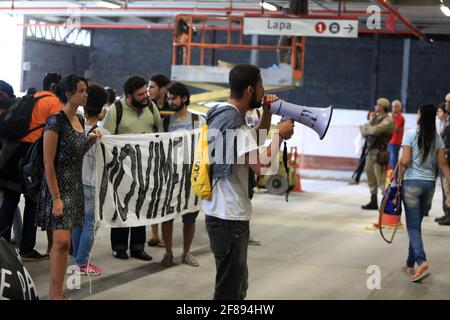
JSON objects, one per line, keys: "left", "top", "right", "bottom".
{"left": 243, "top": 17, "right": 359, "bottom": 38}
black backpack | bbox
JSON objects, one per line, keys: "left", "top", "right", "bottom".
{"left": 0, "top": 94, "right": 51, "bottom": 141}
{"left": 20, "top": 111, "right": 84, "bottom": 202}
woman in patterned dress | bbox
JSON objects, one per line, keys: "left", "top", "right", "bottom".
{"left": 37, "top": 75, "right": 101, "bottom": 300}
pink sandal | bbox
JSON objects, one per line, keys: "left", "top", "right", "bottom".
{"left": 410, "top": 263, "right": 430, "bottom": 282}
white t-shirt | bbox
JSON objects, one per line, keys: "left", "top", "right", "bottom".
{"left": 201, "top": 123, "right": 259, "bottom": 221}
{"left": 82, "top": 124, "right": 109, "bottom": 187}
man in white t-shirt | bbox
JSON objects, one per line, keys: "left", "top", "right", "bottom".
{"left": 202, "top": 64, "right": 294, "bottom": 300}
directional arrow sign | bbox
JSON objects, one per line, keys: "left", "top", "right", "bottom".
{"left": 344, "top": 24, "right": 354, "bottom": 33}
{"left": 243, "top": 17, "right": 359, "bottom": 38}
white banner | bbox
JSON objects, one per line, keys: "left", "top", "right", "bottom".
{"left": 95, "top": 130, "right": 201, "bottom": 227}
{"left": 243, "top": 17, "right": 358, "bottom": 38}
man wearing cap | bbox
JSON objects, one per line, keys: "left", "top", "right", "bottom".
{"left": 436, "top": 93, "right": 450, "bottom": 225}
{"left": 360, "top": 98, "right": 394, "bottom": 210}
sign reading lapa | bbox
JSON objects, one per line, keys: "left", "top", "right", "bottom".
{"left": 243, "top": 17, "right": 359, "bottom": 38}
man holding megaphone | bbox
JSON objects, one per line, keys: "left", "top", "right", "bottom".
{"left": 202, "top": 64, "right": 294, "bottom": 300}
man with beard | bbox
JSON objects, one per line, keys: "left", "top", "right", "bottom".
{"left": 103, "top": 75, "right": 162, "bottom": 261}
{"left": 159, "top": 82, "right": 205, "bottom": 268}
{"left": 202, "top": 64, "right": 294, "bottom": 299}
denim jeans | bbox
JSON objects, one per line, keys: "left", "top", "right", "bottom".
{"left": 402, "top": 180, "right": 435, "bottom": 268}
{"left": 72, "top": 185, "right": 96, "bottom": 267}
{"left": 388, "top": 144, "right": 401, "bottom": 170}
{"left": 205, "top": 215, "right": 249, "bottom": 300}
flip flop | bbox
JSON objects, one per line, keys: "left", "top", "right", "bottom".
{"left": 401, "top": 266, "right": 414, "bottom": 274}
{"left": 411, "top": 266, "right": 430, "bottom": 282}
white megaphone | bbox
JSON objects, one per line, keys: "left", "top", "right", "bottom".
{"left": 270, "top": 100, "right": 333, "bottom": 140}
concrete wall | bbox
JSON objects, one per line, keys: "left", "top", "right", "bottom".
{"left": 88, "top": 29, "right": 173, "bottom": 94}
{"left": 22, "top": 39, "right": 90, "bottom": 92}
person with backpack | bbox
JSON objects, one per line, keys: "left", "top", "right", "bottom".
{"left": 103, "top": 75, "right": 162, "bottom": 261}
{"left": 159, "top": 82, "right": 205, "bottom": 268}
{"left": 0, "top": 73, "right": 63, "bottom": 260}
{"left": 0, "top": 80, "right": 22, "bottom": 245}
{"left": 399, "top": 104, "right": 450, "bottom": 282}
{"left": 147, "top": 73, "right": 171, "bottom": 248}
{"left": 70, "top": 84, "right": 108, "bottom": 276}
{"left": 202, "top": 64, "right": 294, "bottom": 300}
{"left": 35, "top": 75, "right": 101, "bottom": 300}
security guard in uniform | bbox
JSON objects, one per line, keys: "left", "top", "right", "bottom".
{"left": 360, "top": 98, "right": 394, "bottom": 210}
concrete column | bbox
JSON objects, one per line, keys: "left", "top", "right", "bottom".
{"left": 370, "top": 34, "right": 380, "bottom": 106}
{"left": 401, "top": 38, "right": 411, "bottom": 113}
{"left": 250, "top": 35, "right": 259, "bottom": 65}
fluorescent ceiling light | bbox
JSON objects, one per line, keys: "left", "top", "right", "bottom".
{"left": 440, "top": 4, "right": 450, "bottom": 16}
{"left": 260, "top": 1, "right": 280, "bottom": 12}
{"left": 97, "top": 1, "right": 121, "bottom": 9}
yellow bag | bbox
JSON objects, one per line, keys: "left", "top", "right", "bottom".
{"left": 191, "top": 124, "right": 212, "bottom": 200}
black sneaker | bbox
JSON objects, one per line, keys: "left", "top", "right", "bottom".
{"left": 112, "top": 250, "right": 129, "bottom": 260}
{"left": 130, "top": 250, "right": 152, "bottom": 261}
{"left": 20, "top": 250, "right": 50, "bottom": 261}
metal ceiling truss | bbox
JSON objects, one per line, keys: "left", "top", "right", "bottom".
{"left": 25, "top": 17, "right": 91, "bottom": 46}
{"left": 1, "top": 1, "right": 449, "bottom": 36}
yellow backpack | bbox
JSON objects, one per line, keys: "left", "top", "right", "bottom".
{"left": 191, "top": 124, "right": 212, "bottom": 200}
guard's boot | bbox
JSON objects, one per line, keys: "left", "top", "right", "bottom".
{"left": 435, "top": 212, "right": 449, "bottom": 222}
{"left": 362, "top": 194, "right": 378, "bottom": 210}
{"left": 438, "top": 215, "right": 450, "bottom": 226}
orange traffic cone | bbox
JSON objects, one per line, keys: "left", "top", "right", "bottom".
{"left": 373, "top": 213, "right": 401, "bottom": 228}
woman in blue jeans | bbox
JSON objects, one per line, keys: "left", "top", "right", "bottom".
{"left": 400, "top": 104, "right": 450, "bottom": 282}
{"left": 71, "top": 84, "right": 108, "bottom": 276}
